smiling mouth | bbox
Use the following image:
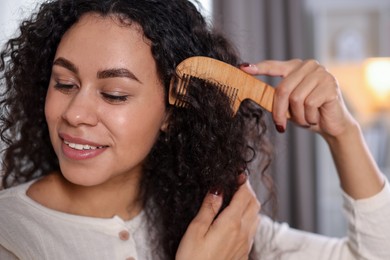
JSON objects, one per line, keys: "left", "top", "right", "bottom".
{"left": 63, "top": 140, "right": 108, "bottom": 150}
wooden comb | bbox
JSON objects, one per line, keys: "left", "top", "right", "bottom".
{"left": 169, "top": 56, "right": 285, "bottom": 116}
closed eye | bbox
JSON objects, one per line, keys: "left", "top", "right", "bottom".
{"left": 101, "top": 92, "right": 129, "bottom": 103}
{"left": 54, "top": 82, "right": 77, "bottom": 94}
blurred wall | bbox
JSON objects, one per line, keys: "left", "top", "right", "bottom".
{"left": 0, "top": 0, "right": 43, "bottom": 46}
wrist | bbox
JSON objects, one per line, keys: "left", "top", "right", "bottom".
{"left": 323, "top": 120, "right": 385, "bottom": 199}
{"left": 322, "top": 118, "right": 361, "bottom": 146}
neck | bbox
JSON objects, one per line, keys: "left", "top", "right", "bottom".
{"left": 28, "top": 172, "right": 143, "bottom": 221}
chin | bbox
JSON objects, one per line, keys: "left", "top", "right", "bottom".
{"left": 60, "top": 167, "right": 109, "bottom": 187}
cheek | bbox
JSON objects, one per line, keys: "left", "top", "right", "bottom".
{"left": 44, "top": 90, "right": 61, "bottom": 151}
{"left": 44, "top": 89, "right": 64, "bottom": 132}
{"left": 107, "top": 107, "right": 165, "bottom": 150}
{"left": 44, "top": 89, "right": 56, "bottom": 125}
{"left": 110, "top": 112, "right": 160, "bottom": 141}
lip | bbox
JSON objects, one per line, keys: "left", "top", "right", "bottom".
{"left": 59, "top": 133, "right": 108, "bottom": 160}
{"left": 59, "top": 133, "right": 106, "bottom": 147}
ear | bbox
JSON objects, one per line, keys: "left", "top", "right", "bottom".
{"left": 160, "top": 110, "right": 171, "bottom": 132}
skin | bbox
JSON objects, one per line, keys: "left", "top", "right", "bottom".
{"left": 241, "top": 60, "right": 385, "bottom": 199}
{"left": 25, "top": 13, "right": 260, "bottom": 259}
{"left": 176, "top": 181, "right": 261, "bottom": 260}
{"left": 29, "top": 13, "right": 167, "bottom": 220}
{"left": 23, "top": 12, "right": 383, "bottom": 260}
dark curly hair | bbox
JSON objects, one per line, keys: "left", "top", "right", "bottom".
{"left": 0, "top": 0, "right": 273, "bottom": 258}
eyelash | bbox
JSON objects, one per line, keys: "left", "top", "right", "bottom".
{"left": 101, "top": 93, "right": 129, "bottom": 103}
{"left": 54, "top": 82, "right": 129, "bottom": 103}
{"left": 54, "top": 82, "right": 76, "bottom": 93}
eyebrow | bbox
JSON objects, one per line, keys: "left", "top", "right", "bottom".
{"left": 53, "top": 57, "right": 142, "bottom": 83}
{"left": 97, "top": 68, "right": 141, "bottom": 83}
{"left": 53, "top": 57, "right": 79, "bottom": 74}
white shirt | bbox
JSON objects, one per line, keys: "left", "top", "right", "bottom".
{"left": 1, "top": 179, "right": 390, "bottom": 260}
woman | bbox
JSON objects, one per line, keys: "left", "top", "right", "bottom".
{"left": 0, "top": 0, "right": 389, "bottom": 259}
{"left": 0, "top": 0, "right": 260, "bottom": 259}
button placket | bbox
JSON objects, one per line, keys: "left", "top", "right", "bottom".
{"left": 113, "top": 217, "right": 140, "bottom": 260}
{"left": 118, "top": 230, "right": 130, "bottom": 241}
{"left": 117, "top": 229, "right": 137, "bottom": 259}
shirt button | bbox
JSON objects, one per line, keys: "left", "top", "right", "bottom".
{"left": 118, "top": 230, "right": 130, "bottom": 241}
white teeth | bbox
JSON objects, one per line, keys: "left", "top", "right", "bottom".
{"left": 64, "top": 140, "right": 104, "bottom": 150}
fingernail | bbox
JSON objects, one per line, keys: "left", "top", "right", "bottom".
{"left": 275, "top": 124, "right": 285, "bottom": 133}
{"left": 237, "top": 172, "right": 248, "bottom": 186}
{"left": 240, "top": 62, "right": 251, "bottom": 67}
{"left": 238, "top": 163, "right": 247, "bottom": 173}
{"left": 209, "top": 187, "right": 222, "bottom": 196}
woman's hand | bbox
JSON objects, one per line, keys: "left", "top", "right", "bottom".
{"left": 241, "top": 59, "right": 384, "bottom": 199}
{"left": 176, "top": 181, "right": 260, "bottom": 260}
{"left": 240, "top": 59, "right": 357, "bottom": 139}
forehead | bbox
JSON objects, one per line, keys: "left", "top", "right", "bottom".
{"left": 55, "top": 13, "right": 151, "bottom": 64}
{"left": 53, "top": 13, "right": 158, "bottom": 80}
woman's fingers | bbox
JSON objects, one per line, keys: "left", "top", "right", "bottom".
{"left": 176, "top": 190, "right": 224, "bottom": 260}
{"left": 177, "top": 180, "right": 261, "bottom": 260}
{"left": 189, "top": 189, "right": 224, "bottom": 235}
{"left": 240, "top": 59, "right": 350, "bottom": 136}
{"left": 215, "top": 181, "right": 257, "bottom": 222}
{"left": 241, "top": 59, "right": 319, "bottom": 128}
{"left": 241, "top": 59, "right": 301, "bottom": 77}
{"left": 212, "top": 181, "right": 260, "bottom": 255}
{"left": 238, "top": 191, "right": 261, "bottom": 253}
{"left": 272, "top": 60, "right": 320, "bottom": 127}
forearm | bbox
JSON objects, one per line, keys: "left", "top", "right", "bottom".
{"left": 324, "top": 121, "right": 385, "bottom": 199}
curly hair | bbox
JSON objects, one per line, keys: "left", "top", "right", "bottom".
{"left": 0, "top": 0, "right": 273, "bottom": 258}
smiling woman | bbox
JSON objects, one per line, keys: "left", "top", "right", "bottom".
{"left": 0, "top": 1, "right": 262, "bottom": 259}
{"left": 1, "top": 0, "right": 390, "bottom": 260}
{"left": 45, "top": 14, "right": 167, "bottom": 189}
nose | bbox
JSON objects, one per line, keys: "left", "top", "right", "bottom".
{"left": 62, "top": 90, "right": 99, "bottom": 127}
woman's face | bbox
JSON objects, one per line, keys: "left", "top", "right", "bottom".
{"left": 45, "top": 13, "right": 167, "bottom": 186}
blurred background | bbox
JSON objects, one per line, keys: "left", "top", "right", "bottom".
{"left": 1, "top": 0, "right": 389, "bottom": 238}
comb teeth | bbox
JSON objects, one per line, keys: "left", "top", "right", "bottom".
{"left": 175, "top": 74, "right": 190, "bottom": 107}
{"left": 170, "top": 73, "right": 239, "bottom": 109}
{"left": 218, "top": 82, "right": 239, "bottom": 108}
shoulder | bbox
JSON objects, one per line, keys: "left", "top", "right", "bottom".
{"left": 0, "top": 243, "right": 18, "bottom": 260}
{"left": 0, "top": 181, "right": 37, "bottom": 225}
{"left": 0, "top": 179, "right": 47, "bottom": 236}
{"left": 0, "top": 181, "right": 32, "bottom": 203}
{"left": 0, "top": 181, "right": 37, "bottom": 256}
